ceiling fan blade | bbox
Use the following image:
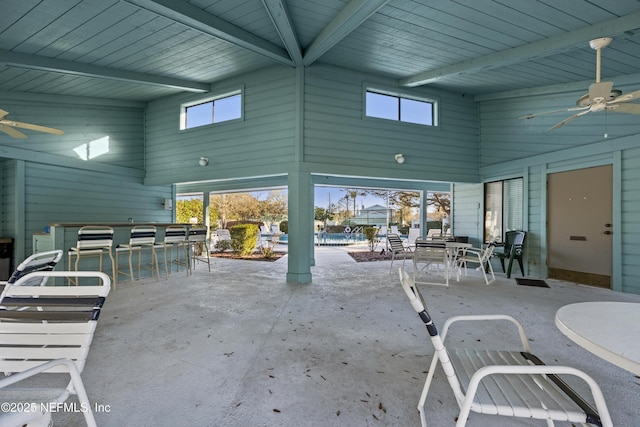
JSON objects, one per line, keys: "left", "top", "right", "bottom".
{"left": 607, "top": 103, "right": 640, "bottom": 114}
{"left": 0, "top": 124, "right": 28, "bottom": 139}
{"left": 588, "top": 81, "right": 614, "bottom": 103}
{"left": 1, "top": 120, "right": 64, "bottom": 135}
{"left": 0, "top": 109, "right": 9, "bottom": 120}
{"left": 518, "top": 106, "right": 588, "bottom": 120}
{"left": 609, "top": 89, "right": 640, "bottom": 104}
{"left": 549, "top": 110, "right": 591, "bottom": 130}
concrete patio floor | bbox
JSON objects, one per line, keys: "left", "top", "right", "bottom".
{"left": 54, "top": 244, "right": 640, "bottom": 426}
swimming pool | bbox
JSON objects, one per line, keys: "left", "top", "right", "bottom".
{"left": 277, "top": 233, "right": 369, "bottom": 246}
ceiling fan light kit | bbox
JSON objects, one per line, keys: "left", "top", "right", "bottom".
{"left": 519, "top": 37, "right": 640, "bottom": 130}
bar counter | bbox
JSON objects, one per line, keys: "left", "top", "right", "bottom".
{"left": 40, "top": 223, "right": 196, "bottom": 275}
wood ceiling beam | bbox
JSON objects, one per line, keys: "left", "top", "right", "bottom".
{"left": 475, "top": 72, "right": 640, "bottom": 102}
{"left": 0, "top": 50, "right": 210, "bottom": 93}
{"left": 123, "top": 0, "right": 294, "bottom": 67}
{"left": 262, "top": 0, "right": 303, "bottom": 66}
{"left": 303, "top": 0, "right": 390, "bottom": 66}
{"left": 401, "top": 11, "right": 640, "bottom": 87}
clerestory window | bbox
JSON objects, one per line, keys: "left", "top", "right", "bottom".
{"left": 180, "top": 90, "right": 242, "bottom": 130}
{"left": 365, "top": 90, "right": 436, "bottom": 126}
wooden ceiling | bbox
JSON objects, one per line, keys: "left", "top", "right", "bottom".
{"left": 2, "top": 0, "right": 640, "bottom": 101}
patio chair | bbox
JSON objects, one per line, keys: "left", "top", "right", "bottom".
{"left": 398, "top": 268, "right": 612, "bottom": 427}
{"left": 0, "top": 249, "right": 62, "bottom": 287}
{"left": 387, "top": 233, "right": 412, "bottom": 272}
{"left": 413, "top": 239, "right": 452, "bottom": 286}
{"left": 455, "top": 243, "right": 496, "bottom": 284}
{"left": 493, "top": 230, "right": 526, "bottom": 278}
{"left": 425, "top": 229, "right": 442, "bottom": 240}
{"left": 156, "top": 225, "right": 191, "bottom": 276}
{"left": 407, "top": 228, "right": 420, "bottom": 247}
{"left": 188, "top": 225, "right": 211, "bottom": 272}
{"left": 68, "top": 226, "right": 115, "bottom": 287}
{"left": 0, "top": 270, "right": 111, "bottom": 427}
{"left": 116, "top": 225, "right": 163, "bottom": 282}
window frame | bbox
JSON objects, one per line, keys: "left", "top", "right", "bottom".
{"left": 483, "top": 177, "right": 524, "bottom": 244}
{"left": 179, "top": 88, "right": 243, "bottom": 130}
{"left": 363, "top": 85, "right": 438, "bottom": 127}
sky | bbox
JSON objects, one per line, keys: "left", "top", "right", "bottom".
{"left": 314, "top": 187, "right": 387, "bottom": 210}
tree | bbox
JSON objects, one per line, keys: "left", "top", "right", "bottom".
{"left": 210, "top": 193, "right": 261, "bottom": 226}
{"left": 176, "top": 198, "right": 220, "bottom": 225}
{"left": 427, "top": 192, "right": 450, "bottom": 220}
{"left": 176, "top": 199, "right": 203, "bottom": 224}
{"left": 342, "top": 188, "right": 369, "bottom": 217}
{"left": 259, "top": 190, "right": 288, "bottom": 225}
{"left": 367, "top": 190, "right": 419, "bottom": 226}
{"left": 314, "top": 206, "right": 335, "bottom": 226}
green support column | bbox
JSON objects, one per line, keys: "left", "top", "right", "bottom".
{"left": 287, "top": 170, "right": 313, "bottom": 284}
{"left": 309, "top": 178, "right": 316, "bottom": 267}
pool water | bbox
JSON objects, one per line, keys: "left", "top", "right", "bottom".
{"left": 277, "top": 233, "right": 369, "bottom": 246}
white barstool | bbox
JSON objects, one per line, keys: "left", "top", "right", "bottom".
{"left": 188, "top": 226, "right": 210, "bottom": 272}
{"left": 116, "top": 226, "right": 163, "bottom": 282}
{"left": 68, "top": 226, "right": 115, "bottom": 287}
{"left": 156, "top": 226, "right": 191, "bottom": 276}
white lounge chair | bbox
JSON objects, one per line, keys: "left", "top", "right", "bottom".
{"left": 398, "top": 268, "right": 612, "bottom": 427}
{"left": 0, "top": 249, "right": 62, "bottom": 287}
{"left": 0, "top": 270, "right": 111, "bottom": 427}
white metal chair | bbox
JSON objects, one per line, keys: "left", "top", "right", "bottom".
{"left": 116, "top": 226, "right": 163, "bottom": 281}
{"left": 398, "top": 268, "right": 612, "bottom": 427}
{"left": 413, "top": 239, "right": 450, "bottom": 286}
{"left": 387, "top": 233, "right": 412, "bottom": 272}
{"left": 188, "top": 225, "right": 210, "bottom": 272}
{"left": 0, "top": 270, "right": 111, "bottom": 427}
{"left": 68, "top": 226, "right": 115, "bottom": 288}
{"left": 455, "top": 243, "right": 496, "bottom": 284}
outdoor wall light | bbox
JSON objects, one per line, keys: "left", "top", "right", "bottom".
{"left": 199, "top": 157, "right": 209, "bottom": 166}
{"left": 395, "top": 153, "right": 405, "bottom": 164}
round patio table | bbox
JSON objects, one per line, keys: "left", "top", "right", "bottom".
{"left": 555, "top": 301, "right": 640, "bottom": 376}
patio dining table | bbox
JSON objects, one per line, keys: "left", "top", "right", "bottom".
{"left": 555, "top": 301, "right": 640, "bottom": 376}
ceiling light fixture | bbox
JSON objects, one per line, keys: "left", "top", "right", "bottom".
{"left": 395, "top": 153, "right": 405, "bottom": 164}
{"left": 199, "top": 157, "right": 209, "bottom": 166}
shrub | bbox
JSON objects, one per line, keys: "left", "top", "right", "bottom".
{"left": 279, "top": 221, "right": 288, "bottom": 234}
{"left": 230, "top": 224, "right": 260, "bottom": 256}
{"left": 260, "top": 245, "right": 275, "bottom": 259}
{"left": 214, "top": 239, "right": 231, "bottom": 253}
{"left": 363, "top": 227, "right": 378, "bottom": 252}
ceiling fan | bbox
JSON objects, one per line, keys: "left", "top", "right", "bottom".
{"left": 519, "top": 37, "right": 640, "bottom": 130}
{"left": 0, "top": 108, "right": 64, "bottom": 139}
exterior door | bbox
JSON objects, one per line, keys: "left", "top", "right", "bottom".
{"left": 547, "top": 165, "right": 612, "bottom": 288}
